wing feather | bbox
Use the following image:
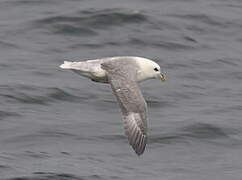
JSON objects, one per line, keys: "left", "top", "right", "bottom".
{"left": 101, "top": 59, "right": 148, "bottom": 155}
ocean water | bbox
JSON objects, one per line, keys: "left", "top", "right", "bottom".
{"left": 1, "top": 0, "right": 242, "bottom": 179}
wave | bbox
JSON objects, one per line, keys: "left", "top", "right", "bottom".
{"left": 0, "top": 40, "right": 20, "bottom": 49}
{"left": 0, "top": 110, "right": 21, "bottom": 120}
{"left": 34, "top": 8, "right": 148, "bottom": 36}
{"left": 0, "top": 84, "right": 80, "bottom": 105}
{"left": 4, "top": 173, "right": 105, "bottom": 180}
{"left": 128, "top": 38, "right": 197, "bottom": 50}
{"left": 70, "top": 37, "right": 199, "bottom": 50}
{"left": 3, "top": 0, "right": 58, "bottom": 6}
{"left": 149, "top": 123, "right": 235, "bottom": 145}
{"left": 180, "top": 123, "right": 228, "bottom": 139}
{"left": 166, "top": 12, "right": 241, "bottom": 29}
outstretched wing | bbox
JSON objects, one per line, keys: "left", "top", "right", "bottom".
{"left": 101, "top": 59, "right": 148, "bottom": 155}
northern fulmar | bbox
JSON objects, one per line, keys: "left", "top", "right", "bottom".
{"left": 60, "top": 56, "right": 166, "bottom": 156}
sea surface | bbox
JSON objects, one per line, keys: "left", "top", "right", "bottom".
{"left": 1, "top": 0, "right": 242, "bottom": 179}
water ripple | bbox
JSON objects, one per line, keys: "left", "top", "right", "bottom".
{"left": 0, "top": 84, "right": 80, "bottom": 105}
{"left": 168, "top": 13, "right": 237, "bottom": 28}
{"left": 0, "top": 111, "right": 21, "bottom": 121}
{"left": 4, "top": 173, "right": 109, "bottom": 180}
{"left": 181, "top": 123, "right": 228, "bottom": 139}
{"left": 149, "top": 123, "right": 237, "bottom": 145}
{"left": 34, "top": 8, "right": 148, "bottom": 36}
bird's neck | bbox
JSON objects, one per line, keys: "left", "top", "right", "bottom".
{"left": 135, "top": 60, "right": 154, "bottom": 82}
{"left": 136, "top": 70, "right": 153, "bottom": 82}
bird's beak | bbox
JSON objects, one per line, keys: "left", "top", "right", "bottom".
{"left": 159, "top": 73, "right": 166, "bottom": 81}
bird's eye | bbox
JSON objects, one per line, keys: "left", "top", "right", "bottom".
{"left": 154, "top": 67, "right": 159, "bottom": 72}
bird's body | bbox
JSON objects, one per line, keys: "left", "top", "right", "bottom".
{"left": 60, "top": 56, "right": 165, "bottom": 155}
{"left": 60, "top": 58, "right": 108, "bottom": 83}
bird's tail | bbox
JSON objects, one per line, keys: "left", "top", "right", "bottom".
{"left": 59, "top": 61, "right": 74, "bottom": 69}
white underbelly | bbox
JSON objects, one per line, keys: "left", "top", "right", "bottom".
{"left": 72, "top": 68, "right": 108, "bottom": 83}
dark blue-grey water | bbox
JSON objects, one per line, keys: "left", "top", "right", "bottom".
{"left": 1, "top": 0, "right": 242, "bottom": 179}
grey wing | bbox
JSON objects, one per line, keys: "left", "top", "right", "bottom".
{"left": 101, "top": 60, "right": 148, "bottom": 155}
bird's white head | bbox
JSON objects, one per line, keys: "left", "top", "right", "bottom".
{"left": 135, "top": 57, "right": 166, "bottom": 82}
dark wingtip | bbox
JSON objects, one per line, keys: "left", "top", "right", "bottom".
{"left": 133, "top": 137, "right": 147, "bottom": 156}
{"left": 136, "top": 151, "right": 144, "bottom": 156}
{"left": 134, "top": 147, "right": 145, "bottom": 156}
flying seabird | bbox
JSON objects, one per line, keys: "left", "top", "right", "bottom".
{"left": 60, "top": 56, "right": 166, "bottom": 155}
